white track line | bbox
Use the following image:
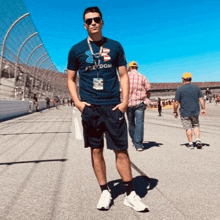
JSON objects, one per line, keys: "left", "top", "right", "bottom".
{"left": 74, "top": 118, "right": 83, "bottom": 140}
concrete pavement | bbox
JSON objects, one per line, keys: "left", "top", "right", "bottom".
{"left": 0, "top": 103, "right": 219, "bottom": 220}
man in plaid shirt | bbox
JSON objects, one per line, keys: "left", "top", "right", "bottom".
{"left": 127, "top": 61, "right": 151, "bottom": 151}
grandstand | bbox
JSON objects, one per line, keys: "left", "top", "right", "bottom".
{"left": 150, "top": 82, "right": 220, "bottom": 100}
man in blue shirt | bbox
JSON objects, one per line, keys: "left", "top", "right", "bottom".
{"left": 173, "top": 72, "right": 206, "bottom": 149}
{"left": 67, "top": 6, "right": 148, "bottom": 212}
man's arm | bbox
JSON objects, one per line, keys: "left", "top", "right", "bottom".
{"left": 67, "top": 69, "right": 90, "bottom": 112}
{"left": 112, "top": 65, "right": 129, "bottom": 113}
{"left": 173, "top": 101, "right": 179, "bottom": 118}
{"left": 199, "top": 97, "right": 206, "bottom": 116}
{"left": 143, "top": 76, "right": 151, "bottom": 99}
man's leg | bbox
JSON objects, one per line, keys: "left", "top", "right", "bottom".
{"left": 158, "top": 107, "right": 162, "bottom": 116}
{"left": 193, "top": 127, "right": 200, "bottom": 140}
{"left": 181, "top": 117, "right": 193, "bottom": 148}
{"left": 134, "top": 104, "right": 145, "bottom": 150}
{"left": 114, "top": 149, "right": 132, "bottom": 182}
{"left": 91, "top": 148, "right": 107, "bottom": 186}
{"left": 192, "top": 116, "right": 200, "bottom": 140}
{"left": 126, "top": 107, "right": 135, "bottom": 144}
{"left": 192, "top": 116, "right": 202, "bottom": 149}
{"left": 186, "top": 128, "right": 195, "bottom": 149}
{"left": 186, "top": 128, "right": 193, "bottom": 143}
{"left": 114, "top": 149, "right": 149, "bottom": 212}
{"left": 194, "top": 127, "right": 202, "bottom": 149}
{"left": 91, "top": 148, "right": 112, "bottom": 210}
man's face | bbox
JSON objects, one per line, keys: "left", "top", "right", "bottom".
{"left": 84, "top": 12, "right": 103, "bottom": 35}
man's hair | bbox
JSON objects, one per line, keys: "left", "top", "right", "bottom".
{"left": 183, "top": 77, "right": 192, "bottom": 82}
{"left": 83, "top": 6, "right": 102, "bottom": 20}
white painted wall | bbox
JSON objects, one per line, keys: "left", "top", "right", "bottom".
{"left": 0, "top": 100, "right": 52, "bottom": 121}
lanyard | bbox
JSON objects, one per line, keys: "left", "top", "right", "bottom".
{"left": 87, "top": 38, "right": 103, "bottom": 78}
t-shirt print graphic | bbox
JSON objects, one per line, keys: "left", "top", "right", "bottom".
{"left": 85, "top": 50, "right": 93, "bottom": 64}
{"left": 85, "top": 48, "right": 111, "bottom": 63}
{"left": 102, "top": 48, "right": 111, "bottom": 62}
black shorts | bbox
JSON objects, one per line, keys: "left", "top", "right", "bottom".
{"left": 81, "top": 104, "right": 128, "bottom": 150}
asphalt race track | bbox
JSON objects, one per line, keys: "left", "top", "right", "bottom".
{"left": 0, "top": 103, "right": 219, "bottom": 220}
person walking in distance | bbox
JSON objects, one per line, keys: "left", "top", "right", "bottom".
{"left": 173, "top": 72, "right": 206, "bottom": 149}
{"left": 33, "top": 93, "right": 39, "bottom": 112}
{"left": 45, "top": 97, "right": 50, "bottom": 109}
{"left": 126, "top": 61, "right": 151, "bottom": 151}
{"left": 67, "top": 7, "right": 149, "bottom": 212}
{"left": 157, "top": 97, "right": 162, "bottom": 116}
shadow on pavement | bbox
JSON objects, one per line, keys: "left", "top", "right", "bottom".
{"left": 0, "top": 159, "right": 67, "bottom": 166}
{"left": 143, "top": 141, "right": 163, "bottom": 150}
{"left": 108, "top": 176, "right": 158, "bottom": 202}
{"left": 180, "top": 142, "right": 210, "bottom": 147}
{"left": 0, "top": 131, "right": 71, "bottom": 136}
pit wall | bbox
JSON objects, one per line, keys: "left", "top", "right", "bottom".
{"left": 0, "top": 100, "right": 52, "bottom": 122}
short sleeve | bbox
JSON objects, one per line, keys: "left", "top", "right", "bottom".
{"left": 67, "top": 47, "right": 79, "bottom": 71}
{"left": 117, "top": 43, "right": 127, "bottom": 67}
{"left": 198, "top": 88, "right": 204, "bottom": 98}
{"left": 175, "top": 89, "right": 180, "bottom": 102}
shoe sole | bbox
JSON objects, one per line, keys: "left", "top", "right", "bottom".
{"left": 97, "top": 207, "right": 109, "bottom": 211}
{"left": 97, "top": 192, "right": 112, "bottom": 211}
{"left": 97, "top": 203, "right": 110, "bottom": 210}
{"left": 123, "top": 200, "right": 149, "bottom": 212}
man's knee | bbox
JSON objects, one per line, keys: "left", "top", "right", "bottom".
{"left": 193, "top": 126, "right": 200, "bottom": 131}
{"left": 115, "top": 150, "right": 130, "bottom": 160}
{"left": 91, "top": 148, "right": 104, "bottom": 158}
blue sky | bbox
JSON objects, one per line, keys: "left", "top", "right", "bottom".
{"left": 23, "top": 0, "right": 220, "bottom": 82}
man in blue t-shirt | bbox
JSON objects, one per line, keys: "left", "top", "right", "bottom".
{"left": 67, "top": 6, "right": 148, "bottom": 212}
{"left": 173, "top": 72, "right": 206, "bottom": 149}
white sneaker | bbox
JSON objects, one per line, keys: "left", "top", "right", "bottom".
{"left": 124, "top": 191, "right": 149, "bottom": 212}
{"left": 97, "top": 190, "right": 112, "bottom": 210}
{"left": 136, "top": 146, "right": 144, "bottom": 152}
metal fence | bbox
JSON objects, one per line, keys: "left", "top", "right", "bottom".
{"left": 0, "top": 0, "right": 68, "bottom": 101}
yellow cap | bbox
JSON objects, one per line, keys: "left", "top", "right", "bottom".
{"left": 129, "top": 61, "right": 138, "bottom": 67}
{"left": 182, "top": 72, "right": 192, "bottom": 79}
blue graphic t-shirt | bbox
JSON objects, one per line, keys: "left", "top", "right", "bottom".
{"left": 67, "top": 37, "right": 127, "bottom": 105}
{"left": 175, "top": 83, "right": 204, "bottom": 117}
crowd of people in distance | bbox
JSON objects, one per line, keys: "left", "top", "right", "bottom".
{"left": 214, "top": 93, "right": 220, "bottom": 105}
{"left": 29, "top": 93, "right": 75, "bottom": 111}
{"left": 149, "top": 99, "right": 174, "bottom": 109}
{"left": 148, "top": 90, "right": 220, "bottom": 111}
{"left": 30, "top": 89, "right": 219, "bottom": 114}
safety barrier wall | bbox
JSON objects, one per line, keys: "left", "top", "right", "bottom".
{"left": 0, "top": 0, "right": 68, "bottom": 100}
{"left": 0, "top": 100, "right": 52, "bottom": 122}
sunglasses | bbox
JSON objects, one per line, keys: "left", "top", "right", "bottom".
{"left": 85, "top": 17, "right": 101, "bottom": 25}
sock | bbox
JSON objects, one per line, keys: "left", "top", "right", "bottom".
{"left": 124, "top": 180, "right": 134, "bottom": 196}
{"left": 100, "top": 184, "right": 108, "bottom": 192}
{"left": 189, "top": 142, "right": 193, "bottom": 145}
